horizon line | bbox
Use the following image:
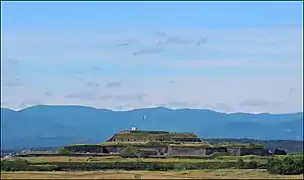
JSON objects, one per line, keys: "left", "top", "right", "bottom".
{"left": 1, "top": 104, "right": 303, "bottom": 115}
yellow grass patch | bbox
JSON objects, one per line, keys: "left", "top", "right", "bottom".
{"left": 1, "top": 169, "right": 303, "bottom": 179}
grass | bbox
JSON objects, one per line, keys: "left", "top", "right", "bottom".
{"left": 15, "top": 154, "right": 276, "bottom": 164}
{"left": 213, "top": 142, "right": 265, "bottom": 149}
{"left": 68, "top": 141, "right": 213, "bottom": 148}
{"left": 113, "top": 132, "right": 198, "bottom": 138}
{"left": 1, "top": 169, "right": 303, "bottom": 179}
{"left": 17, "top": 156, "right": 242, "bottom": 163}
{"left": 67, "top": 141, "right": 264, "bottom": 149}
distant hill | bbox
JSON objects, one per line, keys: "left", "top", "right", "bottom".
{"left": 1, "top": 105, "right": 303, "bottom": 150}
{"left": 205, "top": 138, "right": 303, "bottom": 153}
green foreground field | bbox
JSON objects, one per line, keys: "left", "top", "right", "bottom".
{"left": 2, "top": 153, "right": 303, "bottom": 178}
{"left": 1, "top": 169, "right": 303, "bottom": 179}
{"left": 18, "top": 155, "right": 245, "bottom": 163}
{"left": 17, "top": 154, "right": 284, "bottom": 163}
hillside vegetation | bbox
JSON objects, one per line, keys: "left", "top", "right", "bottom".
{"left": 207, "top": 138, "right": 304, "bottom": 153}
{"left": 1, "top": 154, "right": 303, "bottom": 176}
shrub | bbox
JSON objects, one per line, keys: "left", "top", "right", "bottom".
{"left": 273, "top": 148, "right": 287, "bottom": 155}
{"left": 58, "top": 148, "right": 72, "bottom": 155}
{"left": 173, "top": 162, "right": 190, "bottom": 170}
{"left": 244, "top": 160, "right": 259, "bottom": 169}
{"left": 236, "top": 158, "right": 245, "bottom": 169}
{"left": 266, "top": 156, "right": 304, "bottom": 175}
{"left": 291, "top": 152, "right": 304, "bottom": 156}
{"left": 209, "top": 152, "right": 230, "bottom": 159}
{"left": 1, "top": 159, "right": 60, "bottom": 171}
{"left": 33, "top": 161, "right": 237, "bottom": 171}
{"left": 1, "top": 159, "right": 30, "bottom": 171}
{"left": 134, "top": 174, "right": 142, "bottom": 179}
{"left": 119, "top": 146, "right": 140, "bottom": 158}
{"left": 147, "top": 141, "right": 166, "bottom": 146}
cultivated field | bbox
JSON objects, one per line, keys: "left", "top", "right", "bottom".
{"left": 1, "top": 169, "right": 303, "bottom": 179}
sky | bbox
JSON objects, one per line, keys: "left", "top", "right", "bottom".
{"left": 1, "top": 1, "right": 303, "bottom": 113}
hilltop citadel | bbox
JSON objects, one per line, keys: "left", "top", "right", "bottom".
{"left": 63, "top": 128, "right": 271, "bottom": 157}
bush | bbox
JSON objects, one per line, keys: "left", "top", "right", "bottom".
{"left": 236, "top": 158, "right": 245, "bottom": 169}
{"left": 134, "top": 174, "right": 142, "bottom": 179}
{"left": 209, "top": 152, "right": 230, "bottom": 159}
{"left": 244, "top": 160, "right": 259, "bottom": 169}
{"left": 173, "top": 162, "right": 191, "bottom": 170}
{"left": 273, "top": 148, "right": 287, "bottom": 155}
{"left": 291, "top": 152, "right": 304, "bottom": 156}
{"left": 1, "top": 159, "right": 60, "bottom": 171}
{"left": 1, "top": 159, "right": 31, "bottom": 171}
{"left": 266, "top": 156, "right": 304, "bottom": 175}
{"left": 119, "top": 146, "right": 140, "bottom": 158}
{"left": 147, "top": 141, "right": 166, "bottom": 146}
{"left": 58, "top": 148, "right": 72, "bottom": 155}
{"left": 33, "top": 161, "right": 238, "bottom": 171}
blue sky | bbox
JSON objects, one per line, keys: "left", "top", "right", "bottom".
{"left": 1, "top": 2, "right": 303, "bottom": 113}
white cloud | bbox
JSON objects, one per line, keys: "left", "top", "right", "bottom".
{"left": 1, "top": 74, "right": 302, "bottom": 113}
{"left": 1, "top": 28, "right": 302, "bottom": 113}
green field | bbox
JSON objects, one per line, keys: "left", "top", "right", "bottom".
{"left": 17, "top": 156, "right": 244, "bottom": 163}
{"left": 2, "top": 152, "right": 303, "bottom": 179}
{"left": 1, "top": 169, "right": 303, "bottom": 179}
{"left": 4, "top": 154, "right": 302, "bottom": 165}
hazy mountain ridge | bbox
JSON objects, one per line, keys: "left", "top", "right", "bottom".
{"left": 1, "top": 105, "right": 303, "bottom": 150}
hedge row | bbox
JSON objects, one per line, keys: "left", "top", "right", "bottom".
{"left": 266, "top": 156, "right": 304, "bottom": 175}
{"left": 16, "top": 153, "right": 114, "bottom": 157}
{"left": 39, "top": 161, "right": 238, "bottom": 171}
{"left": 3, "top": 156, "right": 302, "bottom": 174}
{"left": 2, "top": 159, "right": 241, "bottom": 171}
{"left": 1, "top": 159, "right": 59, "bottom": 171}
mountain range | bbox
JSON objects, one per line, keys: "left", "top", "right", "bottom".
{"left": 1, "top": 105, "right": 303, "bottom": 150}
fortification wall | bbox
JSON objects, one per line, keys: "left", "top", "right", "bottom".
{"left": 205, "top": 147, "right": 227, "bottom": 155}
{"left": 168, "top": 147, "right": 228, "bottom": 156}
{"left": 240, "top": 148, "right": 270, "bottom": 156}
{"left": 139, "top": 146, "right": 168, "bottom": 155}
{"left": 138, "top": 149, "right": 158, "bottom": 157}
{"left": 102, "top": 146, "right": 122, "bottom": 153}
{"left": 63, "top": 145, "right": 270, "bottom": 157}
{"left": 227, "top": 148, "right": 241, "bottom": 156}
{"left": 63, "top": 146, "right": 104, "bottom": 153}
{"left": 168, "top": 147, "right": 206, "bottom": 156}
{"left": 227, "top": 148, "right": 270, "bottom": 156}
{"left": 64, "top": 145, "right": 168, "bottom": 155}
{"left": 170, "top": 137, "right": 202, "bottom": 142}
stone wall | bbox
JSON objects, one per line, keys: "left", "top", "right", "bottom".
{"left": 64, "top": 145, "right": 270, "bottom": 157}
{"left": 102, "top": 146, "right": 122, "bottom": 154}
{"left": 138, "top": 148, "right": 158, "bottom": 157}
{"left": 64, "top": 145, "right": 168, "bottom": 155}
{"left": 141, "top": 146, "right": 168, "bottom": 155}
{"left": 171, "top": 137, "right": 202, "bottom": 142}
{"left": 240, "top": 148, "right": 270, "bottom": 156}
{"left": 63, "top": 145, "right": 104, "bottom": 153}
{"left": 168, "top": 147, "right": 228, "bottom": 156}
{"left": 168, "top": 147, "right": 206, "bottom": 156}
{"left": 227, "top": 148, "right": 241, "bottom": 156}
{"left": 205, "top": 147, "right": 227, "bottom": 155}
{"left": 227, "top": 148, "right": 270, "bottom": 156}
{"left": 109, "top": 146, "right": 168, "bottom": 155}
